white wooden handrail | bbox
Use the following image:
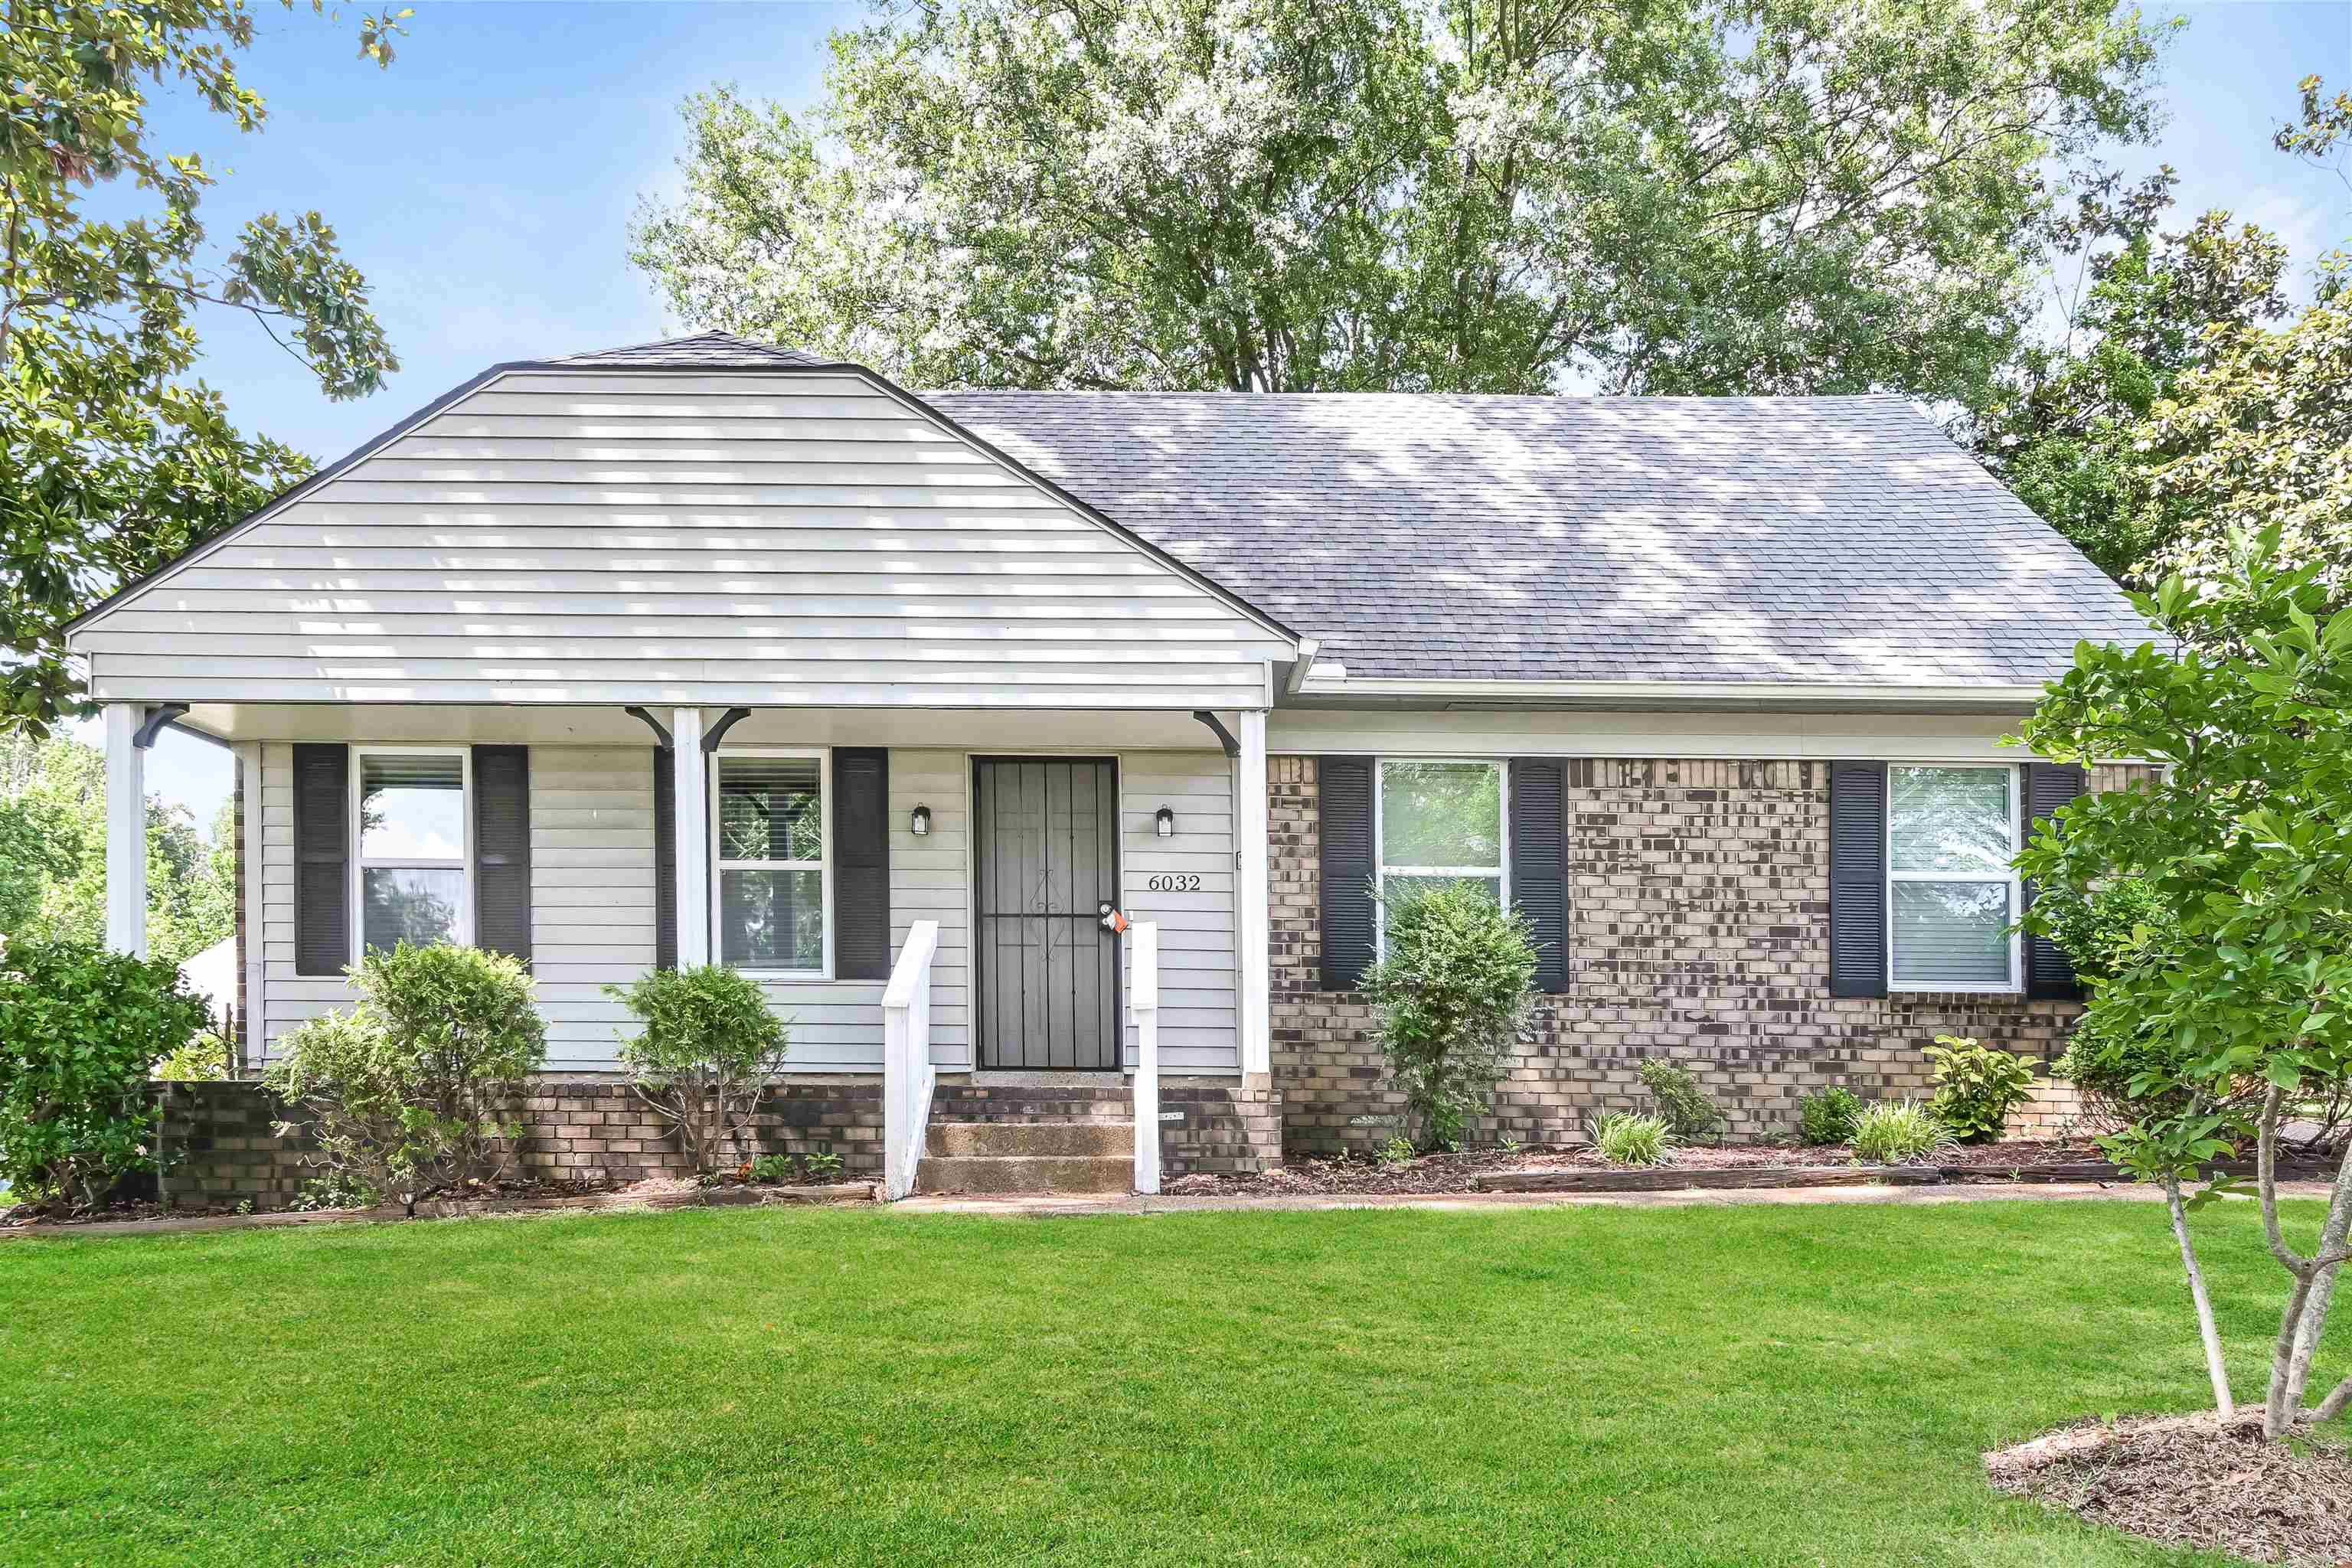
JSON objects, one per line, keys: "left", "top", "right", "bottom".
{"left": 1131, "top": 921, "right": 1160, "bottom": 1195}
{"left": 881, "top": 920, "right": 941, "bottom": 1201}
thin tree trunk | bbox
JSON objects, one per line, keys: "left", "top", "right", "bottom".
{"left": 2167, "top": 1174, "right": 2236, "bottom": 1419}
{"left": 2316, "top": 1373, "right": 2352, "bottom": 1425}
{"left": 2284, "top": 1127, "right": 2352, "bottom": 1419}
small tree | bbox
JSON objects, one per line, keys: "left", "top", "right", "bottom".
{"left": 604, "top": 965, "right": 789, "bottom": 1178}
{"left": 1358, "top": 883, "right": 1537, "bottom": 1151}
{"left": 0, "top": 937, "right": 207, "bottom": 1212}
{"left": 268, "top": 942, "right": 545, "bottom": 1213}
{"left": 2018, "top": 538, "right": 2352, "bottom": 1437}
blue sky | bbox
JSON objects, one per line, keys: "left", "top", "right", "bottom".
{"left": 101, "top": 0, "right": 2352, "bottom": 825}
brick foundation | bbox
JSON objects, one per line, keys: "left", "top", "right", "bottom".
{"left": 1270, "top": 756, "right": 2151, "bottom": 1155}
{"left": 157, "top": 1076, "right": 886, "bottom": 1213}
{"left": 1162, "top": 1073, "right": 1282, "bottom": 1175}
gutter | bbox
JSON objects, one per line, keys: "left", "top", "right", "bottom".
{"left": 1289, "top": 675, "right": 2051, "bottom": 714}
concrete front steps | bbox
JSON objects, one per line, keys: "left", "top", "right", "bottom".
{"left": 914, "top": 1074, "right": 1137, "bottom": 1195}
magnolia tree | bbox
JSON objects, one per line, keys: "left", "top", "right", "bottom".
{"left": 2018, "top": 539, "right": 2352, "bottom": 1438}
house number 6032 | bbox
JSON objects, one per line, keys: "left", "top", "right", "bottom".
{"left": 1145, "top": 874, "right": 1201, "bottom": 893}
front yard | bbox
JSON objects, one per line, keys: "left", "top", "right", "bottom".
{"left": 1, "top": 1199, "right": 2338, "bottom": 1566}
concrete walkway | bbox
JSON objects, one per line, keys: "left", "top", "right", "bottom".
{"left": 892, "top": 1178, "right": 2337, "bottom": 1218}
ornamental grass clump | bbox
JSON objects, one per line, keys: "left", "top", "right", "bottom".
{"left": 1358, "top": 881, "right": 1537, "bottom": 1152}
{"left": 1592, "top": 1111, "right": 1672, "bottom": 1167}
{"left": 268, "top": 942, "right": 546, "bottom": 1214}
{"left": 606, "top": 964, "right": 789, "bottom": 1177}
{"left": 0, "top": 938, "right": 209, "bottom": 1214}
{"left": 1850, "top": 1100, "right": 1957, "bottom": 1167}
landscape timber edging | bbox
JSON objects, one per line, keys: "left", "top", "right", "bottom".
{"left": 1470, "top": 1159, "right": 2341, "bottom": 1194}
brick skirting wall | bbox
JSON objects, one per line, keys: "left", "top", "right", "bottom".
{"left": 1270, "top": 756, "right": 2149, "bottom": 1155}
{"left": 157, "top": 1077, "right": 887, "bottom": 1213}
{"left": 155, "top": 1072, "right": 1281, "bottom": 1209}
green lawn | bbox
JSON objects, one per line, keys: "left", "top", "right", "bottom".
{"left": 2, "top": 1199, "right": 2339, "bottom": 1566}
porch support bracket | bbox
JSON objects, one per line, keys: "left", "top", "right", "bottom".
{"left": 623, "top": 705, "right": 674, "bottom": 750}
{"left": 1191, "top": 710, "right": 1240, "bottom": 759}
{"left": 134, "top": 703, "right": 191, "bottom": 750}
{"left": 701, "top": 707, "right": 752, "bottom": 753}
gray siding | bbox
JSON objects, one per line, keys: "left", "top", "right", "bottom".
{"left": 79, "top": 372, "right": 1286, "bottom": 708}
{"left": 1122, "top": 751, "right": 1238, "bottom": 1073}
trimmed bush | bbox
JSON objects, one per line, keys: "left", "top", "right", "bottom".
{"left": 1638, "top": 1058, "right": 1724, "bottom": 1140}
{"left": 605, "top": 964, "right": 789, "bottom": 1176}
{"left": 1851, "top": 1100, "right": 1957, "bottom": 1166}
{"left": 268, "top": 942, "right": 546, "bottom": 1211}
{"left": 0, "top": 937, "right": 208, "bottom": 1212}
{"left": 1359, "top": 881, "right": 1537, "bottom": 1151}
{"left": 1592, "top": 1111, "right": 1672, "bottom": 1167}
{"left": 1798, "top": 1087, "right": 1864, "bottom": 1147}
{"left": 1923, "top": 1036, "right": 2039, "bottom": 1144}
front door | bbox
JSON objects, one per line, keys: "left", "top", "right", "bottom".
{"left": 972, "top": 758, "right": 1121, "bottom": 1070}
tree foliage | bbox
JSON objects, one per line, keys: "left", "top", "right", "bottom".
{"left": 633, "top": 0, "right": 2167, "bottom": 399}
{"left": 2, "top": 0, "right": 408, "bottom": 737}
{"left": 2017, "top": 542, "right": 2352, "bottom": 1436}
{"left": 605, "top": 964, "right": 790, "bottom": 1178}
{"left": 0, "top": 730, "right": 231, "bottom": 964}
{"left": 1959, "top": 176, "right": 2290, "bottom": 580}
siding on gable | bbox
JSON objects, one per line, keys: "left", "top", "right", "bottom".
{"left": 78, "top": 372, "right": 1287, "bottom": 708}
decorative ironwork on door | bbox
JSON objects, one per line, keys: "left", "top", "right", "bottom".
{"left": 972, "top": 759, "right": 1121, "bottom": 1070}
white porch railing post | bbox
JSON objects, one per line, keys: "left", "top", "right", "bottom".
{"left": 104, "top": 703, "right": 148, "bottom": 956}
{"left": 882, "top": 919, "right": 941, "bottom": 1200}
{"left": 1132, "top": 921, "right": 1160, "bottom": 1195}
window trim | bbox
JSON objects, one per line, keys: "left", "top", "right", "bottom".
{"left": 1886, "top": 760, "right": 2020, "bottom": 995}
{"left": 710, "top": 746, "right": 834, "bottom": 980}
{"left": 349, "top": 743, "right": 473, "bottom": 958}
{"left": 1373, "top": 756, "right": 1511, "bottom": 952}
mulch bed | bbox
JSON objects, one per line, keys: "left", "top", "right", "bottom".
{"left": 1988, "top": 1415, "right": 2352, "bottom": 1566}
{"left": 1162, "top": 1140, "right": 2118, "bottom": 1198}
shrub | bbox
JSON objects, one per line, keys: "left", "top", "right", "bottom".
{"left": 748, "top": 1153, "right": 795, "bottom": 1185}
{"left": 1851, "top": 1100, "right": 1957, "bottom": 1166}
{"left": 268, "top": 942, "right": 546, "bottom": 1211}
{"left": 1358, "top": 881, "right": 1537, "bottom": 1151}
{"left": 0, "top": 938, "right": 208, "bottom": 1212}
{"left": 1638, "top": 1058, "right": 1724, "bottom": 1140}
{"left": 1592, "top": 1111, "right": 1672, "bottom": 1167}
{"left": 604, "top": 965, "right": 789, "bottom": 1176}
{"left": 289, "top": 1171, "right": 381, "bottom": 1211}
{"left": 1798, "top": 1087, "right": 1864, "bottom": 1147}
{"left": 1375, "top": 1133, "right": 1417, "bottom": 1168}
{"left": 153, "top": 1032, "right": 230, "bottom": 1082}
{"left": 1923, "top": 1036, "right": 2039, "bottom": 1143}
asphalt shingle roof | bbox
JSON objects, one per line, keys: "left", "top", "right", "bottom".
{"left": 925, "top": 390, "right": 2155, "bottom": 687}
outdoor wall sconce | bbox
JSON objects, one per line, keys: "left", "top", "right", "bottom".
{"left": 910, "top": 804, "right": 932, "bottom": 837}
{"left": 1155, "top": 806, "right": 1176, "bottom": 838}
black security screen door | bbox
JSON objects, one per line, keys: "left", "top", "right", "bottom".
{"left": 973, "top": 758, "right": 1121, "bottom": 1070}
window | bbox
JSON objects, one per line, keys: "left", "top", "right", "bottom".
{"left": 1887, "top": 764, "right": 2019, "bottom": 991}
{"left": 714, "top": 752, "right": 829, "bottom": 974}
{"left": 1376, "top": 760, "right": 1507, "bottom": 943}
{"left": 354, "top": 749, "right": 469, "bottom": 955}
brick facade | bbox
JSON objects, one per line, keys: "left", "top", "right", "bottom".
{"left": 1271, "top": 756, "right": 2144, "bottom": 1155}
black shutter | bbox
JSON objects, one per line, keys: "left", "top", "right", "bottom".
{"left": 652, "top": 748, "right": 677, "bottom": 971}
{"left": 1511, "top": 759, "right": 1569, "bottom": 992}
{"left": 472, "top": 746, "right": 531, "bottom": 963}
{"left": 832, "top": 748, "right": 890, "bottom": 980}
{"left": 2024, "top": 761, "right": 2089, "bottom": 1001}
{"left": 1318, "top": 756, "right": 1377, "bottom": 991}
{"left": 1828, "top": 761, "right": 1888, "bottom": 998}
{"left": 292, "top": 744, "right": 350, "bottom": 976}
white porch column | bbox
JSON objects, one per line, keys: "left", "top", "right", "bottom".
{"left": 1236, "top": 707, "right": 1271, "bottom": 1076}
{"left": 671, "top": 708, "right": 711, "bottom": 966}
{"left": 103, "top": 703, "right": 148, "bottom": 956}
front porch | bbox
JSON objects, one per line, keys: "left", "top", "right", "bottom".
{"left": 100, "top": 702, "right": 1280, "bottom": 1204}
